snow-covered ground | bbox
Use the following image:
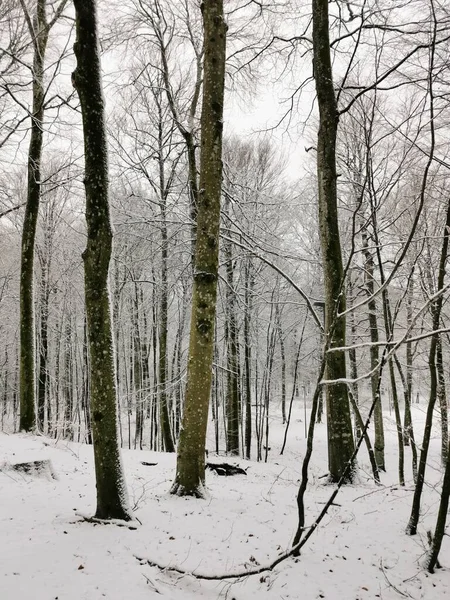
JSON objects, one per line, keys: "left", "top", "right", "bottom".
{"left": 1, "top": 405, "right": 449, "bottom": 600}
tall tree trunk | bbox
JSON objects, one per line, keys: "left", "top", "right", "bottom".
{"left": 347, "top": 275, "right": 360, "bottom": 439}
{"left": 436, "top": 335, "right": 448, "bottom": 466}
{"left": 275, "top": 304, "right": 287, "bottom": 425}
{"left": 404, "top": 273, "right": 414, "bottom": 446}
{"left": 426, "top": 438, "right": 450, "bottom": 572}
{"left": 82, "top": 315, "right": 92, "bottom": 444}
{"left": 63, "top": 318, "right": 73, "bottom": 439}
{"left": 406, "top": 185, "right": 450, "bottom": 535}
{"left": 158, "top": 125, "right": 175, "bottom": 453}
{"left": 361, "top": 226, "right": 385, "bottom": 470}
{"left": 370, "top": 184, "right": 404, "bottom": 483}
{"left": 72, "top": 0, "right": 132, "bottom": 521}
{"left": 133, "top": 283, "right": 144, "bottom": 450}
{"left": 224, "top": 217, "right": 239, "bottom": 456}
{"left": 394, "top": 354, "right": 417, "bottom": 482}
{"left": 313, "top": 0, "right": 354, "bottom": 481}
{"left": 243, "top": 260, "right": 253, "bottom": 460}
{"left": 19, "top": 0, "right": 49, "bottom": 432}
{"left": 170, "top": 0, "right": 226, "bottom": 497}
{"left": 151, "top": 266, "right": 158, "bottom": 449}
{"left": 37, "top": 245, "right": 51, "bottom": 433}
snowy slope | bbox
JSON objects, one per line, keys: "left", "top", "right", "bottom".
{"left": 1, "top": 406, "right": 449, "bottom": 600}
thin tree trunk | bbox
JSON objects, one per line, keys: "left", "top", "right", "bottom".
{"left": 426, "top": 438, "right": 450, "bottom": 572}
{"left": 404, "top": 273, "right": 414, "bottom": 446}
{"left": 436, "top": 335, "right": 448, "bottom": 466}
{"left": 63, "top": 318, "right": 73, "bottom": 440}
{"left": 224, "top": 223, "right": 239, "bottom": 456}
{"left": 371, "top": 200, "right": 404, "bottom": 483}
{"left": 133, "top": 283, "right": 144, "bottom": 450}
{"left": 37, "top": 248, "right": 51, "bottom": 433}
{"left": 243, "top": 260, "right": 253, "bottom": 459}
{"left": 82, "top": 315, "right": 92, "bottom": 444}
{"left": 394, "top": 355, "right": 417, "bottom": 482}
{"left": 407, "top": 185, "right": 450, "bottom": 536}
{"left": 275, "top": 305, "right": 287, "bottom": 425}
{"left": 361, "top": 226, "right": 385, "bottom": 470}
{"left": 19, "top": 0, "right": 49, "bottom": 432}
{"left": 347, "top": 276, "right": 360, "bottom": 439}
{"left": 158, "top": 141, "right": 175, "bottom": 453}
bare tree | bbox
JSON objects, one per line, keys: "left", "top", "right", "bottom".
{"left": 72, "top": 0, "right": 132, "bottom": 520}
{"left": 171, "top": 0, "right": 227, "bottom": 497}
{"left": 312, "top": 0, "right": 355, "bottom": 481}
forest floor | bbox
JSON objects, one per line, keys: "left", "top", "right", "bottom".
{"left": 0, "top": 404, "right": 449, "bottom": 600}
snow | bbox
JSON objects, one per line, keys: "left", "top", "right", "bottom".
{"left": 1, "top": 405, "right": 449, "bottom": 600}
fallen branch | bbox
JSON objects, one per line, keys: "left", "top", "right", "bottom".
{"left": 206, "top": 462, "right": 247, "bottom": 476}
{"left": 380, "top": 559, "right": 412, "bottom": 598}
{"left": 135, "top": 520, "right": 318, "bottom": 581}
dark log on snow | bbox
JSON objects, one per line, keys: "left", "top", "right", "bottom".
{"left": 206, "top": 462, "right": 247, "bottom": 476}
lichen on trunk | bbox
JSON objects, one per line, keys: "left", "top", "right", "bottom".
{"left": 170, "top": 0, "right": 227, "bottom": 497}
{"left": 72, "top": 0, "right": 132, "bottom": 521}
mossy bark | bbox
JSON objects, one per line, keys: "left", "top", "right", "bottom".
{"left": 170, "top": 0, "right": 227, "bottom": 497}
{"left": 313, "top": 0, "right": 354, "bottom": 481}
{"left": 72, "top": 0, "right": 132, "bottom": 521}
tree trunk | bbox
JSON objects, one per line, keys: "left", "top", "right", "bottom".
{"left": 275, "top": 304, "right": 287, "bottom": 425}
{"left": 63, "top": 318, "right": 73, "bottom": 440}
{"left": 72, "top": 0, "right": 131, "bottom": 521}
{"left": 170, "top": 0, "right": 226, "bottom": 497}
{"left": 224, "top": 217, "right": 239, "bottom": 456}
{"left": 426, "top": 438, "right": 450, "bottom": 572}
{"left": 19, "top": 0, "right": 49, "bottom": 432}
{"left": 133, "top": 283, "right": 144, "bottom": 450}
{"left": 158, "top": 127, "right": 175, "bottom": 453}
{"left": 404, "top": 273, "right": 414, "bottom": 446}
{"left": 436, "top": 335, "right": 448, "bottom": 466}
{"left": 361, "top": 226, "right": 385, "bottom": 470}
{"left": 347, "top": 275, "right": 360, "bottom": 439}
{"left": 313, "top": 0, "right": 354, "bottom": 481}
{"left": 243, "top": 259, "right": 254, "bottom": 459}
{"left": 394, "top": 354, "right": 417, "bottom": 482}
{"left": 37, "top": 241, "right": 51, "bottom": 434}
{"left": 406, "top": 185, "right": 450, "bottom": 535}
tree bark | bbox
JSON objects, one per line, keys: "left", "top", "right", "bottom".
{"left": 426, "top": 438, "right": 450, "bottom": 572}
{"left": 170, "top": 0, "right": 227, "bottom": 497}
{"left": 436, "top": 335, "right": 448, "bottom": 466}
{"left": 37, "top": 247, "right": 50, "bottom": 433}
{"left": 19, "top": 0, "right": 49, "bottom": 432}
{"left": 406, "top": 187, "right": 450, "bottom": 535}
{"left": 361, "top": 226, "right": 385, "bottom": 470}
{"left": 224, "top": 206, "right": 239, "bottom": 456}
{"left": 157, "top": 122, "right": 175, "bottom": 453}
{"left": 72, "top": 0, "right": 132, "bottom": 521}
{"left": 313, "top": 0, "right": 354, "bottom": 481}
{"left": 243, "top": 260, "right": 253, "bottom": 460}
